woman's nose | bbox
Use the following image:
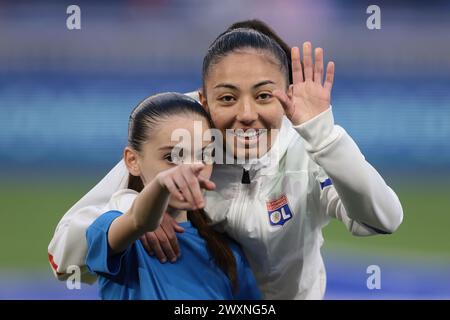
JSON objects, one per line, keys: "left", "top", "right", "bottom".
{"left": 236, "top": 100, "right": 258, "bottom": 124}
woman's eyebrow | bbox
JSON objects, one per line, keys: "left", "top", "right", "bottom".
{"left": 213, "top": 80, "right": 275, "bottom": 90}
{"left": 213, "top": 83, "right": 239, "bottom": 90}
{"left": 253, "top": 80, "right": 275, "bottom": 89}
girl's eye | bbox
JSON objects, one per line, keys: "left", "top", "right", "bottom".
{"left": 164, "top": 154, "right": 174, "bottom": 163}
{"left": 165, "top": 148, "right": 184, "bottom": 164}
{"left": 201, "top": 147, "right": 215, "bottom": 164}
{"left": 194, "top": 146, "right": 215, "bottom": 164}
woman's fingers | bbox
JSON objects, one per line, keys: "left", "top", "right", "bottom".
{"left": 291, "top": 47, "right": 304, "bottom": 84}
{"left": 160, "top": 222, "right": 180, "bottom": 262}
{"left": 142, "top": 215, "right": 183, "bottom": 262}
{"left": 146, "top": 231, "right": 167, "bottom": 262}
{"left": 273, "top": 89, "right": 294, "bottom": 115}
{"left": 171, "top": 216, "right": 185, "bottom": 233}
{"left": 324, "top": 61, "right": 335, "bottom": 93}
{"left": 314, "top": 47, "right": 324, "bottom": 84}
{"left": 154, "top": 227, "right": 176, "bottom": 263}
{"left": 139, "top": 234, "right": 153, "bottom": 256}
{"left": 293, "top": 42, "right": 329, "bottom": 86}
{"left": 161, "top": 213, "right": 181, "bottom": 257}
{"left": 302, "top": 42, "right": 313, "bottom": 81}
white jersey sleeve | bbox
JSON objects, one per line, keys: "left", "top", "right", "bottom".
{"left": 47, "top": 160, "right": 129, "bottom": 282}
{"left": 293, "top": 107, "right": 403, "bottom": 235}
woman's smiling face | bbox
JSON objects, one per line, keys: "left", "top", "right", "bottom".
{"left": 201, "top": 48, "right": 288, "bottom": 160}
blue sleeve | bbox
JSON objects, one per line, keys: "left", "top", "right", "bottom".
{"left": 85, "top": 210, "right": 131, "bottom": 279}
{"left": 233, "top": 245, "right": 262, "bottom": 300}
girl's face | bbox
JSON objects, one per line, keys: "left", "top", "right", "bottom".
{"left": 125, "top": 114, "right": 213, "bottom": 210}
{"left": 201, "top": 48, "right": 287, "bottom": 160}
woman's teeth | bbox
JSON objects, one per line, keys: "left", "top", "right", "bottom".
{"left": 234, "top": 130, "right": 263, "bottom": 139}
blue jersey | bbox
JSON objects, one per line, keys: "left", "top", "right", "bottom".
{"left": 86, "top": 211, "right": 261, "bottom": 300}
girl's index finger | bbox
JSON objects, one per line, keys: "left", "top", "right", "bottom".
{"left": 198, "top": 176, "right": 216, "bottom": 190}
{"left": 180, "top": 166, "right": 204, "bottom": 209}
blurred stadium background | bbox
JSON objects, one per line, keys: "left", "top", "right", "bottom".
{"left": 0, "top": 0, "right": 449, "bottom": 299}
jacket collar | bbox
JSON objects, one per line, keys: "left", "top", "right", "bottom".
{"left": 237, "top": 116, "right": 297, "bottom": 174}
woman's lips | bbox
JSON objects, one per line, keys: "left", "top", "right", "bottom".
{"left": 230, "top": 128, "right": 267, "bottom": 147}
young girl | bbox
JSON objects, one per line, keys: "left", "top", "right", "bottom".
{"left": 49, "top": 20, "right": 403, "bottom": 299}
{"left": 85, "top": 92, "right": 261, "bottom": 299}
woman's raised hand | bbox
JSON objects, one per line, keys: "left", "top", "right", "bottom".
{"left": 274, "top": 42, "right": 335, "bottom": 126}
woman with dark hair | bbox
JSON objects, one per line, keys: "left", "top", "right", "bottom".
{"left": 49, "top": 20, "right": 403, "bottom": 300}
{"left": 48, "top": 20, "right": 292, "bottom": 281}
{"left": 224, "top": 19, "right": 294, "bottom": 84}
{"left": 85, "top": 92, "right": 261, "bottom": 299}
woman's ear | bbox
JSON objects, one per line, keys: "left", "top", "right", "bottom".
{"left": 198, "top": 90, "right": 210, "bottom": 114}
{"left": 124, "top": 147, "right": 141, "bottom": 177}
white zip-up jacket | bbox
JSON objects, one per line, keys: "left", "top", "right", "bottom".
{"left": 48, "top": 98, "right": 403, "bottom": 299}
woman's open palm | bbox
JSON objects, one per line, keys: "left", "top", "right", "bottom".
{"left": 274, "top": 42, "right": 334, "bottom": 126}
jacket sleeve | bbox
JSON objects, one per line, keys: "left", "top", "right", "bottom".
{"left": 47, "top": 160, "right": 129, "bottom": 282}
{"left": 293, "top": 107, "right": 403, "bottom": 236}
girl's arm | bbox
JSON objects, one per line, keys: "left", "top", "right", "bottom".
{"left": 107, "top": 177, "right": 170, "bottom": 254}
{"left": 107, "top": 163, "right": 215, "bottom": 254}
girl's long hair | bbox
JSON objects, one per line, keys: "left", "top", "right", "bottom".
{"left": 127, "top": 92, "right": 238, "bottom": 290}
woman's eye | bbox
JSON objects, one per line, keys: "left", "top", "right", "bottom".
{"left": 218, "top": 95, "right": 236, "bottom": 103}
{"left": 257, "top": 92, "right": 272, "bottom": 101}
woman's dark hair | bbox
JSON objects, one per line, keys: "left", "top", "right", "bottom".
{"left": 202, "top": 21, "right": 290, "bottom": 94}
{"left": 127, "top": 92, "right": 238, "bottom": 290}
{"left": 226, "top": 19, "right": 293, "bottom": 84}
